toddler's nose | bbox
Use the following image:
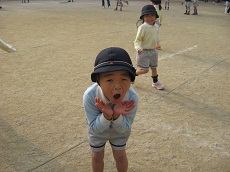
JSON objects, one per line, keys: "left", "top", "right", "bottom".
{"left": 115, "top": 87, "right": 122, "bottom": 90}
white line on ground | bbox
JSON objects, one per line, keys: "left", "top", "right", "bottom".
{"left": 159, "top": 45, "right": 198, "bottom": 61}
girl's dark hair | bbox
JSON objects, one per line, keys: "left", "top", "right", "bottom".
{"left": 136, "top": 19, "right": 144, "bottom": 28}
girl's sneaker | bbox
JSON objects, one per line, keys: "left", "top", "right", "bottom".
{"left": 152, "top": 81, "right": 164, "bottom": 90}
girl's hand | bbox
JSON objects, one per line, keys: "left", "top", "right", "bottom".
{"left": 95, "top": 98, "right": 113, "bottom": 120}
{"left": 113, "top": 100, "right": 136, "bottom": 119}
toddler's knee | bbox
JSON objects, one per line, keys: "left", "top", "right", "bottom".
{"left": 92, "top": 152, "right": 104, "bottom": 163}
{"left": 114, "top": 153, "right": 127, "bottom": 163}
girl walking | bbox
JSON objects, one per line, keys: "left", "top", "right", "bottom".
{"left": 134, "top": 5, "right": 164, "bottom": 90}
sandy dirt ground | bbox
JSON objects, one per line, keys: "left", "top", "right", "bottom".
{"left": 0, "top": 0, "right": 230, "bottom": 171}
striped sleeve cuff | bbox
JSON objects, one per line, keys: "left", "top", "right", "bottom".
{"left": 100, "top": 114, "right": 111, "bottom": 126}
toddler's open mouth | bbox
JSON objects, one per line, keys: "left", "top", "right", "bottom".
{"left": 114, "top": 94, "right": 121, "bottom": 100}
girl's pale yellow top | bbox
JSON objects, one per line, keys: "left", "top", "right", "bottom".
{"left": 134, "top": 22, "right": 158, "bottom": 51}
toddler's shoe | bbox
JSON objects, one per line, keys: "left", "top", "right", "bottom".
{"left": 152, "top": 81, "right": 164, "bottom": 90}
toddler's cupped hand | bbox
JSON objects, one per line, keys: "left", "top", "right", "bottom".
{"left": 113, "top": 100, "right": 136, "bottom": 115}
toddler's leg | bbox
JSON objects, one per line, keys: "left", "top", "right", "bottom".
{"left": 92, "top": 151, "right": 105, "bottom": 172}
{"left": 112, "top": 149, "right": 128, "bottom": 172}
{"left": 136, "top": 68, "right": 148, "bottom": 75}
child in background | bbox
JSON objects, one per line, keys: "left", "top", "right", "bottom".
{"left": 115, "top": 0, "right": 123, "bottom": 11}
{"left": 83, "top": 47, "right": 138, "bottom": 172}
{"left": 192, "top": 0, "right": 199, "bottom": 15}
{"left": 134, "top": 5, "right": 165, "bottom": 90}
{"left": 184, "top": 0, "right": 192, "bottom": 15}
{"left": 164, "top": 0, "right": 170, "bottom": 10}
{"left": 150, "top": 0, "right": 163, "bottom": 50}
{"left": 102, "top": 0, "right": 111, "bottom": 8}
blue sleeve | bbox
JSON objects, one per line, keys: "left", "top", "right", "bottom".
{"left": 83, "top": 85, "right": 111, "bottom": 133}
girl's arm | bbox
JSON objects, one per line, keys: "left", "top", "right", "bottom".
{"left": 134, "top": 26, "right": 143, "bottom": 52}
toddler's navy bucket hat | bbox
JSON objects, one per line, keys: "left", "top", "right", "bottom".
{"left": 91, "top": 47, "right": 136, "bottom": 82}
{"left": 140, "top": 5, "right": 159, "bottom": 19}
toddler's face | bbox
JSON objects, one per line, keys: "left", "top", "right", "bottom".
{"left": 98, "top": 70, "right": 132, "bottom": 104}
{"left": 144, "top": 14, "right": 156, "bottom": 25}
